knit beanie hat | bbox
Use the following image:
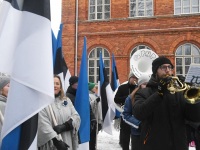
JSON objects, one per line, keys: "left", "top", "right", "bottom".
{"left": 69, "top": 76, "right": 78, "bottom": 86}
{"left": 0, "top": 76, "right": 10, "bottom": 90}
{"left": 138, "top": 74, "right": 150, "bottom": 86}
{"left": 88, "top": 82, "right": 95, "bottom": 91}
{"left": 152, "top": 56, "right": 173, "bottom": 75}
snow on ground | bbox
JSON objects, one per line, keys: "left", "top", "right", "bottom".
{"left": 96, "top": 122, "right": 196, "bottom": 150}
{"left": 97, "top": 122, "right": 121, "bottom": 150}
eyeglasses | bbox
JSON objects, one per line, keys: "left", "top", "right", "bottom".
{"left": 159, "top": 65, "right": 173, "bottom": 71}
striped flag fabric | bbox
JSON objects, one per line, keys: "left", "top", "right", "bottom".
{"left": 111, "top": 53, "right": 120, "bottom": 91}
{"left": 53, "top": 23, "right": 71, "bottom": 92}
{"left": 0, "top": 0, "right": 54, "bottom": 149}
{"left": 111, "top": 53, "right": 121, "bottom": 118}
{"left": 98, "top": 52, "right": 116, "bottom": 135}
{"left": 74, "top": 36, "right": 90, "bottom": 149}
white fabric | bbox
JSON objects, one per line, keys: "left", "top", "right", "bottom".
{"left": 0, "top": 1, "right": 54, "bottom": 148}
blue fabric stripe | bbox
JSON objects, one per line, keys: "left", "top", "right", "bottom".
{"left": 1, "top": 126, "right": 21, "bottom": 149}
{"left": 74, "top": 36, "right": 90, "bottom": 143}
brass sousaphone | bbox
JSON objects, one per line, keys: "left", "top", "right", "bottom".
{"left": 114, "top": 49, "right": 158, "bottom": 113}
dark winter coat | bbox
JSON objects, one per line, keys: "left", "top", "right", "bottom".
{"left": 133, "top": 76, "right": 200, "bottom": 150}
{"left": 114, "top": 82, "right": 137, "bottom": 105}
{"left": 66, "top": 86, "right": 76, "bottom": 104}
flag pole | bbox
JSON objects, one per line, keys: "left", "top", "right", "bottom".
{"left": 48, "top": 105, "right": 63, "bottom": 141}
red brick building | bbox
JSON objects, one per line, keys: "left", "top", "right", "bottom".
{"left": 61, "top": 0, "right": 200, "bottom": 83}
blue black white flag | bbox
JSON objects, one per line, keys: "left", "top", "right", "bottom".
{"left": 98, "top": 52, "right": 115, "bottom": 135}
{"left": 74, "top": 36, "right": 90, "bottom": 149}
{"left": 0, "top": 0, "right": 54, "bottom": 149}
{"left": 111, "top": 53, "right": 121, "bottom": 118}
{"left": 53, "top": 23, "right": 71, "bottom": 92}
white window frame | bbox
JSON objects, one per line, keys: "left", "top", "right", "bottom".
{"left": 175, "top": 43, "right": 200, "bottom": 77}
{"left": 174, "top": 0, "right": 200, "bottom": 15}
{"left": 88, "top": 47, "right": 110, "bottom": 83}
{"left": 129, "top": 0, "right": 154, "bottom": 17}
{"left": 89, "top": 0, "right": 110, "bottom": 20}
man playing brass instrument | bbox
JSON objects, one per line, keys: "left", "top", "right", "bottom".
{"left": 133, "top": 56, "right": 200, "bottom": 150}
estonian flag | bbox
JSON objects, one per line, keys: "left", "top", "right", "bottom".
{"left": 74, "top": 37, "right": 90, "bottom": 149}
{"left": 98, "top": 52, "right": 116, "bottom": 135}
{"left": 111, "top": 53, "right": 121, "bottom": 118}
{"left": 0, "top": 0, "right": 54, "bottom": 149}
{"left": 53, "top": 23, "right": 71, "bottom": 92}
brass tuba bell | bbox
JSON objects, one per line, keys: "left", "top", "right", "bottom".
{"left": 167, "top": 76, "right": 200, "bottom": 104}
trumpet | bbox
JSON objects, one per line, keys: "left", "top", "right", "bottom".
{"left": 167, "top": 76, "right": 200, "bottom": 104}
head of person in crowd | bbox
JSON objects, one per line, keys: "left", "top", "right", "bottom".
{"left": 128, "top": 72, "right": 138, "bottom": 86}
{"left": 88, "top": 82, "right": 96, "bottom": 93}
{"left": 152, "top": 56, "right": 174, "bottom": 80}
{"left": 54, "top": 75, "right": 65, "bottom": 99}
{"left": 130, "top": 74, "right": 150, "bottom": 105}
{"left": 69, "top": 76, "right": 78, "bottom": 90}
{"left": 138, "top": 74, "right": 150, "bottom": 89}
{"left": 0, "top": 76, "right": 10, "bottom": 98}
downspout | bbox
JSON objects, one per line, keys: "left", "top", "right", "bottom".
{"left": 75, "top": 0, "right": 78, "bottom": 76}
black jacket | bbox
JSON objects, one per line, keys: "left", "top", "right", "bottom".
{"left": 133, "top": 76, "right": 200, "bottom": 150}
{"left": 114, "top": 82, "right": 137, "bottom": 105}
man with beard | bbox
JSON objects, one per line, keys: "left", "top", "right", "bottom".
{"left": 133, "top": 56, "right": 200, "bottom": 150}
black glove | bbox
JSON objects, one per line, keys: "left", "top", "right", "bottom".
{"left": 53, "top": 138, "right": 69, "bottom": 150}
{"left": 53, "top": 119, "right": 73, "bottom": 134}
{"left": 90, "top": 119, "right": 97, "bottom": 132}
{"left": 157, "top": 76, "right": 172, "bottom": 96}
{"left": 96, "top": 97, "right": 100, "bottom": 102}
{"left": 98, "top": 123, "right": 102, "bottom": 131}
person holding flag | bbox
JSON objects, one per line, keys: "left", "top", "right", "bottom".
{"left": 88, "top": 82, "right": 102, "bottom": 149}
{"left": 114, "top": 72, "right": 138, "bottom": 149}
{"left": 37, "top": 75, "right": 80, "bottom": 150}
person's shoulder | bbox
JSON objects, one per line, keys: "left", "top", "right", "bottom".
{"left": 118, "top": 83, "right": 128, "bottom": 88}
{"left": 136, "top": 87, "right": 152, "bottom": 97}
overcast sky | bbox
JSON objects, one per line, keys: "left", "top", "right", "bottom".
{"left": 50, "top": 0, "right": 62, "bottom": 36}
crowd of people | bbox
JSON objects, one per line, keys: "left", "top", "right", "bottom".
{"left": 0, "top": 56, "right": 200, "bottom": 150}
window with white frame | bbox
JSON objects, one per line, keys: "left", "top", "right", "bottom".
{"left": 88, "top": 47, "right": 110, "bottom": 83}
{"left": 130, "top": 0, "right": 153, "bottom": 17}
{"left": 130, "top": 45, "right": 152, "bottom": 57}
{"left": 89, "top": 0, "right": 110, "bottom": 20}
{"left": 175, "top": 43, "right": 200, "bottom": 77}
{"left": 174, "top": 0, "right": 200, "bottom": 15}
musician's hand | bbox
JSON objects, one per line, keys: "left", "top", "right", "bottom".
{"left": 158, "top": 76, "right": 172, "bottom": 96}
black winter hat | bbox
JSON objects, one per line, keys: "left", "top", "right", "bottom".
{"left": 152, "top": 56, "right": 173, "bottom": 75}
{"left": 69, "top": 76, "right": 78, "bottom": 86}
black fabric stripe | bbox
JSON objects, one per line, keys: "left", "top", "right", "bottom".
{"left": 111, "top": 66, "right": 119, "bottom": 91}
{"left": 19, "top": 114, "right": 38, "bottom": 150}
{"left": 100, "top": 68, "right": 109, "bottom": 121}
{"left": 111, "top": 71, "right": 115, "bottom": 91}
{"left": 5, "top": 0, "right": 50, "bottom": 20}
{"left": 54, "top": 47, "right": 68, "bottom": 78}
{"left": 115, "top": 66, "right": 119, "bottom": 80}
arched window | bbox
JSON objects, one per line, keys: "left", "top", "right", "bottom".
{"left": 88, "top": 47, "right": 110, "bottom": 83}
{"left": 130, "top": 45, "right": 152, "bottom": 57}
{"left": 175, "top": 43, "right": 200, "bottom": 77}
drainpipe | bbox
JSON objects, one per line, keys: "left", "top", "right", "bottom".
{"left": 75, "top": 0, "right": 78, "bottom": 76}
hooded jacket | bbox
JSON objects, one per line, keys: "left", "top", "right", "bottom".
{"left": 133, "top": 75, "right": 200, "bottom": 150}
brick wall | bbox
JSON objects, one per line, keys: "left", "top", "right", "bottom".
{"left": 62, "top": 0, "right": 200, "bottom": 82}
